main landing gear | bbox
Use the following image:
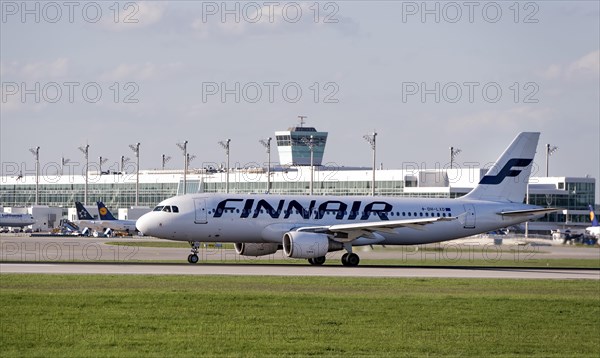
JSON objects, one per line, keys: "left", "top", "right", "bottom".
{"left": 306, "top": 248, "right": 361, "bottom": 267}
{"left": 341, "top": 243, "right": 360, "bottom": 267}
{"left": 187, "top": 241, "right": 200, "bottom": 264}
{"left": 308, "top": 256, "right": 326, "bottom": 265}
{"left": 341, "top": 253, "right": 360, "bottom": 267}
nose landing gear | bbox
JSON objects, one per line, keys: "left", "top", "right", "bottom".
{"left": 187, "top": 241, "right": 200, "bottom": 264}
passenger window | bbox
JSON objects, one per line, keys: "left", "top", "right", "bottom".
{"left": 172, "top": 206, "right": 179, "bottom": 213}
{"left": 153, "top": 206, "right": 164, "bottom": 212}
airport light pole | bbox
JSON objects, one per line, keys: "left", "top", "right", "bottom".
{"left": 219, "top": 139, "right": 231, "bottom": 193}
{"left": 99, "top": 156, "right": 108, "bottom": 174}
{"left": 363, "top": 132, "right": 377, "bottom": 196}
{"left": 301, "top": 135, "right": 315, "bottom": 195}
{"left": 120, "top": 156, "right": 130, "bottom": 173}
{"left": 187, "top": 153, "right": 196, "bottom": 168}
{"left": 129, "top": 143, "right": 140, "bottom": 206}
{"left": 61, "top": 156, "right": 70, "bottom": 176}
{"left": 78, "top": 144, "right": 89, "bottom": 205}
{"left": 259, "top": 137, "right": 272, "bottom": 194}
{"left": 545, "top": 144, "right": 558, "bottom": 177}
{"left": 29, "top": 146, "right": 40, "bottom": 205}
{"left": 450, "top": 147, "right": 462, "bottom": 169}
{"left": 176, "top": 141, "right": 188, "bottom": 194}
{"left": 162, "top": 154, "right": 172, "bottom": 170}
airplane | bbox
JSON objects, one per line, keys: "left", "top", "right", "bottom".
{"left": 136, "top": 132, "right": 557, "bottom": 266}
{"left": 96, "top": 202, "right": 138, "bottom": 233}
{"left": 74, "top": 202, "right": 107, "bottom": 233}
{"left": 0, "top": 213, "right": 35, "bottom": 227}
{"left": 585, "top": 205, "right": 600, "bottom": 239}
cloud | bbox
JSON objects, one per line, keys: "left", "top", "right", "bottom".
{"left": 99, "top": 62, "right": 183, "bottom": 81}
{"left": 566, "top": 49, "right": 600, "bottom": 79}
{"left": 101, "top": 2, "right": 167, "bottom": 31}
{"left": 537, "top": 50, "right": 599, "bottom": 81}
{"left": 191, "top": 2, "right": 359, "bottom": 39}
{"left": 1, "top": 58, "right": 69, "bottom": 80}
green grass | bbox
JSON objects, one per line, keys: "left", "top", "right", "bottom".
{"left": 1, "top": 275, "right": 599, "bottom": 357}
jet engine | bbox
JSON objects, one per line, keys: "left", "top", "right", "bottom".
{"left": 234, "top": 242, "right": 280, "bottom": 257}
{"left": 282, "top": 231, "right": 343, "bottom": 259}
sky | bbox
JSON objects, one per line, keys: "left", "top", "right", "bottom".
{"left": 1, "top": 1, "right": 599, "bottom": 200}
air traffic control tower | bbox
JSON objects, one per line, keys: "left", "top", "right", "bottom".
{"left": 275, "top": 119, "right": 328, "bottom": 166}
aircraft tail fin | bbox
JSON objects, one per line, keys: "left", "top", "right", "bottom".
{"left": 97, "top": 201, "right": 117, "bottom": 220}
{"left": 464, "top": 132, "right": 540, "bottom": 203}
{"left": 75, "top": 202, "right": 95, "bottom": 220}
{"left": 590, "top": 205, "right": 598, "bottom": 227}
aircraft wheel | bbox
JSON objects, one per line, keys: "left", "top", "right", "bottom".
{"left": 346, "top": 253, "right": 360, "bottom": 267}
{"left": 188, "top": 254, "right": 199, "bottom": 264}
{"left": 307, "top": 258, "right": 315, "bottom": 265}
{"left": 341, "top": 253, "right": 349, "bottom": 266}
{"left": 312, "top": 256, "right": 326, "bottom": 265}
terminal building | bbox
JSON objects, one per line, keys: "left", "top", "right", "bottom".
{"left": 0, "top": 124, "right": 596, "bottom": 233}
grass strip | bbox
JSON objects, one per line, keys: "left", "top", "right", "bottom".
{"left": 1, "top": 274, "right": 599, "bottom": 357}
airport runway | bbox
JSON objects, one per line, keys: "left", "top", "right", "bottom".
{"left": 2, "top": 234, "right": 599, "bottom": 262}
{"left": 1, "top": 235, "right": 598, "bottom": 279}
{"left": 1, "top": 262, "right": 599, "bottom": 280}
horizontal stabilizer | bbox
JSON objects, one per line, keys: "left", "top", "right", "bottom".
{"left": 497, "top": 208, "right": 558, "bottom": 216}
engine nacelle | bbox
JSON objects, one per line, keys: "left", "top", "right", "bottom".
{"left": 234, "top": 242, "right": 280, "bottom": 257}
{"left": 282, "top": 231, "right": 343, "bottom": 259}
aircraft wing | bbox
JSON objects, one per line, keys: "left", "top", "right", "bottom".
{"left": 297, "top": 217, "right": 456, "bottom": 241}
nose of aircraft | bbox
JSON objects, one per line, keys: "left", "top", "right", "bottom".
{"left": 136, "top": 212, "right": 156, "bottom": 236}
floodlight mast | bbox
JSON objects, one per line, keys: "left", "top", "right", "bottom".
{"left": 78, "top": 144, "right": 89, "bottom": 205}
{"left": 176, "top": 141, "right": 188, "bottom": 194}
{"left": 450, "top": 147, "right": 462, "bottom": 169}
{"left": 219, "top": 139, "right": 231, "bottom": 193}
{"left": 162, "top": 154, "right": 172, "bottom": 170}
{"left": 99, "top": 156, "right": 108, "bottom": 174}
{"left": 187, "top": 153, "right": 196, "bottom": 168}
{"left": 546, "top": 144, "right": 558, "bottom": 177}
{"left": 61, "top": 156, "right": 70, "bottom": 176}
{"left": 259, "top": 137, "right": 272, "bottom": 193}
{"left": 363, "top": 132, "right": 377, "bottom": 196}
{"left": 129, "top": 143, "right": 140, "bottom": 206}
{"left": 121, "top": 156, "right": 130, "bottom": 173}
{"left": 29, "top": 146, "right": 40, "bottom": 205}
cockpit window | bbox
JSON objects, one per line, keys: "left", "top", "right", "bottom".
{"left": 172, "top": 206, "right": 179, "bottom": 213}
{"left": 162, "top": 206, "right": 171, "bottom": 212}
{"left": 153, "top": 206, "right": 164, "bottom": 212}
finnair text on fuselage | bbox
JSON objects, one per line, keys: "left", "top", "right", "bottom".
{"left": 212, "top": 198, "right": 455, "bottom": 221}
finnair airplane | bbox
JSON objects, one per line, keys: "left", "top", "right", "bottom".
{"left": 136, "top": 132, "right": 556, "bottom": 266}
{"left": 0, "top": 213, "right": 35, "bottom": 227}
{"left": 97, "top": 202, "right": 138, "bottom": 233}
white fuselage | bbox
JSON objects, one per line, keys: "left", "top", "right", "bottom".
{"left": 75, "top": 219, "right": 136, "bottom": 233}
{"left": 137, "top": 193, "right": 543, "bottom": 246}
{"left": 586, "top": 226, "right": 600, "bottom": 239}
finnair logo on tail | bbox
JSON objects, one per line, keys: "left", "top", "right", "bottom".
{"left": 479, "top": 158, "right": 533, "bottom": 185}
